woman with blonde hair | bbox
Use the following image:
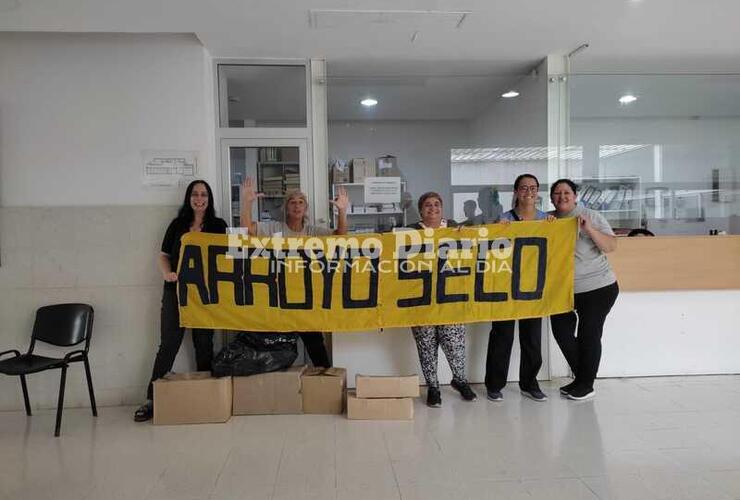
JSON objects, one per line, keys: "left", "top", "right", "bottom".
{"left": 239, "top": 177, "right": 349, "bottom": 366}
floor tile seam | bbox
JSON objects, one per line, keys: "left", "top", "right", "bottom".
{"left": 381, "top": 426, "right": 403, "bottom": 498}
{"left": 141, "top": 459, "right": 173, "bottom": 500}
{"left": 205, "top": 447, "right": 236, "bottom": 500}
{"left": 264, "top": 430, "right": 289, "bottom": 500}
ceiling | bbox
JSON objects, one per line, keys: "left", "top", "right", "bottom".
{"left": 3, "top": 0, "right": 740, "bottom": 74}
{"left": 8, "top": 1, "right": 739, "bottom": 123}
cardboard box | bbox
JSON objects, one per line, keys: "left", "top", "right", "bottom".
{"left": 331, "top": 159, "right": 350, "bottom": 184}
{"left": 352, "top": 158, "right": 375, "bottom": 183}
{"left": 302, "top": 367, "right": 347, "bottom": 414}
{"left": 355, "top": 374, "right": 420, "bottom": 399}
{"left": 233, "top": 365, "right": 306, "bottom": 415}
{"left": 347, "top": 391, "right": 414, "bottom": 420}
{"left": 376, "top": 155, "right": 400, "bottom": 177}
{"left": 153, "top": 372, "right": 232, "bottom": 425}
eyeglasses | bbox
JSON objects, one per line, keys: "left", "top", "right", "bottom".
{"left": 517, "top": 186, "right": 538, "bottom": 193}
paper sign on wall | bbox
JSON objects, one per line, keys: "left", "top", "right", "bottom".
{"left": 364, "top": 177, "right": 401, "bottom": 203}
{"left": 142, "top": 150, "right": 198, "bottom": 188}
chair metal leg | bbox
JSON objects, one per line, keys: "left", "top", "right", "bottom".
{"left": 19, "top": 375, "right": 31, "bottom": 416}
{"left": 54, "top": 366, "right": 67, "bottom": 437}
{"left": 83, "top": 357, "right": 97, "bottom": 417}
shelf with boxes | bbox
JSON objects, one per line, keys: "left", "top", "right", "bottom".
{"left": 577, "top": 176, "right": 642, "bottom": 230}
{"left": 255, "top": 148, "right": 300, "bottom": 223}
{"left": 330, "top": 156, "right": 407, "bottom": 233}
{"left": 229, "top": 146, "right": 301, "bottom": 227}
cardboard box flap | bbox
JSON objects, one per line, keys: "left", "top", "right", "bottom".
{"left": 301, "top": 367, "right": 347, "bottom": 415}
{"left": 304, "top": 367, "right": 346, "bottom": 378}
{"left": 232, "top": 365, "right": 306, "bottom": 415}
{"left": 355, "top": 374, "right": 420, "bottom": 398}
{"left": 346, "top": 391, "right": 414, "bottom": 420}
{"left": 161, "top": 371, "right": 214, "bottom": 382}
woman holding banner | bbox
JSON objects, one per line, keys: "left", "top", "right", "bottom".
{"left": 485, "top": 174, "right": 554, "bottom": 403}
{"left": 134, "top": 180, "right": 228, "bottom": 422}
{"left": 549, "top": 179, "right": 619, "bottom": 401}
{"left": 239, "top": 177, "right": 349, "bottom": 367}
{"left": 408, "top": 192, "right": 477, "bottom": 408}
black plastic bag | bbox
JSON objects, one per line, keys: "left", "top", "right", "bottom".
{"left": 211, "top": 332, "right": 298, "bottom": 377}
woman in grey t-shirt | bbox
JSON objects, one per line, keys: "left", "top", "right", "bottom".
{"left": 239, "top": 177, "right": 349, "bottom": 367}
{"left": 549, "top": 179, "right": 619, "bottom": 401}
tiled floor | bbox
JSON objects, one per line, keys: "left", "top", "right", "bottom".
{"left": 3, "top": 376, "right": 740, "bottom": 500}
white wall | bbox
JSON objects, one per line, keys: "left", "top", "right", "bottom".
{"left": 0, "top": 32, "right": 217, "bottom": 207}
{"left": 0, "top": 33, "right": 217, "bottom": 411}
{"left": 328, "top": 120, "right": 471, "bottom": 212}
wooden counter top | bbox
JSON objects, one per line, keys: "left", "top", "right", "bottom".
{"left": 607, "top": 235, "right": 740, "bottom": 291}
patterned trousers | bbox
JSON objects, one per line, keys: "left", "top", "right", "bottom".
{"left": 411, "top": 324, "right": 467, "bottom": 388}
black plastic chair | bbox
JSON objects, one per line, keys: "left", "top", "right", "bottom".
{"left": 0, "top": 303, "right": 96, "bottom": 436}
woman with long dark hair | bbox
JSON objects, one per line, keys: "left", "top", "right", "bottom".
{"left": 549, "top": 178, "right": 619, "bottom": 401}
{"left": 485, "top": 174, "right": 554, "bottom": 402}
{"left": 134, "top": 180, "right": 228, "bottom": 422}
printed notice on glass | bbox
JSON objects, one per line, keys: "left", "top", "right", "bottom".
{"left": 364, "top": 177, "right": 401, "bottom": 203}
{"left": 142, "top": 150, "right": 198, "bottom": 188}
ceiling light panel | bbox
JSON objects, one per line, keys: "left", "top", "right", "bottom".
{"left": 308, "top": 9, "right": 471, "bottom": 30}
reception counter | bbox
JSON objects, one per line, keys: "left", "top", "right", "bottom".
{"left": 608, "top": 235, "right": 740, "bottom": 291}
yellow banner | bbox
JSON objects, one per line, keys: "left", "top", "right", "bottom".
{"left": 177, "top": 220, "right": 576, "bottom": 332}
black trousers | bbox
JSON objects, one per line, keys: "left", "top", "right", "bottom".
{"left": 485, "top": 318, "right": 542, "bottom": 392}
{"left": 550, "top": 282, "right": 619, "bottom": 391}
{"left": 297, "top": 332, "right": 330, "bottom": 368}
{"left": 146, "top": 287, "right": 214, "bottom": 400}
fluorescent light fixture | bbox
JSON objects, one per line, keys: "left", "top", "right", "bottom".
{"left": 360, "top": 98, "right": 378, "bottom": 107}
{"left": 618, "top": 94, "right": 638, "bottom": 105}
{"left": 501, "top": 90, "right": 520, "bottom": 98}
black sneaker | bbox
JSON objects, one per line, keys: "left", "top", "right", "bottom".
{"left": 566, "top": 386, "right": 595, "bottom": 401}
{"left": 450, "top": 379, "right": 478, "bottom": 401}
{"left": 520, "top": 388, "right": 548, "bottom": 402}
{"left": 134, "top": 401, "right": 153, "bottom": 422}
{"left": 559, "top": 381, "right": 577, "bottom": 396}
{"left": 426, "top": 387, "right": 442, "bottom": 408}
{"left": 486, "top": 390, "right": 503, "bottom": 401}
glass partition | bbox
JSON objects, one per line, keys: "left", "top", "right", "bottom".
{"left": 326, "top": 64, "right": 549, "bottom": 232}
{"left": 567, "top": 74, "right": 740, "bottom": 235}
{"left": 218, "top": 64, "right": 307, "bottom": 128}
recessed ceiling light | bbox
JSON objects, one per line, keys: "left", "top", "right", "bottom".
{"left": 618, "top": 94, "right": 638, "bottom": 105}
{"left": 361, "top": 98, "right": 378, "bottom": 107}
{"left": 501, "top": 90, "right": 520, "bottom": 98}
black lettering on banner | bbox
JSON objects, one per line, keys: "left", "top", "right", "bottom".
{"left": 316, "top": 246, "right": 346, "bottom": 309}
{"left": 396, "top": 243, "right": 432, "bottom": 307}
{"left": 436, "top": 240, "right": 471, "bottom": 304}
{"left": 243, "top": 248, "right": 278, "bottom": 307}
{"left": 474, "top": 240, "right": 508, "bottom": 302}
{"left": 341, "top": 250, "right": 379, "bottom": 309}
{"left": 511, "top": 237, "right": 547, "bottom": 300}
{"left": 207, "top": 246, "right": 245, "bottom": 305}
{"left": 178, "top": 245, "right": 210, "bottom": 306}
{"left": 278, "top": 249, "right": 313, "bottom": 310}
